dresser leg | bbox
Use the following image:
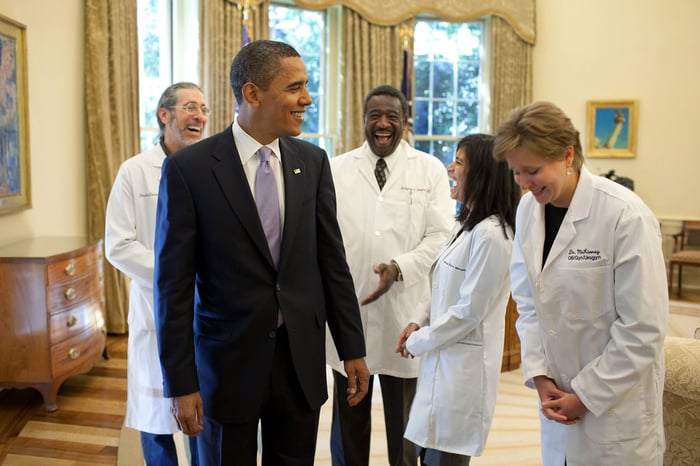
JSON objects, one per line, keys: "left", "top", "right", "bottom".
{"left": 35, "top": 383, "right": 58, "bottom": 412}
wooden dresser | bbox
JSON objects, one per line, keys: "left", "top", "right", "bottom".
{"left": 501, "top": 296, "right": 522, "bottom": 372}
{"left": 0, "top": 237, "right": 107, "bottom": 411}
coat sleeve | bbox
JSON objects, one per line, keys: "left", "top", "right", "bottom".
{"left": 393, "top": 156, "right": 453, "bottom": 289}
{"left": 153, "top": 156, "right": 199, "bottom": 398}
{"left": 511, "top": 217, "right": 552, "bottom": 389}
{"left": 316, "top": 152, "right": 366, "bottom": 361}
{"left": 571, "top": 205, "right": 668, "bottom": 416}
{"left": 406, "top": 222, "right": 511, "bottom": 357}
{"left": 104, "top": 162, "right": 155, "bottom": 289}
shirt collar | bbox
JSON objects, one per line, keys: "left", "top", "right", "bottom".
{"left": 159, "top": 137, "right": 171, "bottom": 156}
{"left": 367, "top": 139, "right": 404, "bottom": 172}
{"left": 232, "top": 119, "right": 282, "bottom": 163}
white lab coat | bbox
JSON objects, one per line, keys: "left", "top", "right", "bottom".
{"left": 327, "top": 140, "right": 453, "bottom": 377}
{"left": 404, "top": 218, "right": 512, "bottom": 456}
{"left": 511, "top": 166, "right": 667, "bottom": 466}
{"left": 105, "top": 143, "right": 180, "bottom": 434}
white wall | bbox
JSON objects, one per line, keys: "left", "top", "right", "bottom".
{"left": 534, "top": 0, "right": 700, "bottom": 221}
{"left": 0, "top": 0, "right": 85, "bottom": 246}
{"left": 0, "top": 0, "right": 698, "bottom": 249}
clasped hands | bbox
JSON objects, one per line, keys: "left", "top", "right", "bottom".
{"left": 533, "top": 375, "right": 587, "bottom": 425}
{"left": 396, "top": 322, "right": 419, "bottom": 359}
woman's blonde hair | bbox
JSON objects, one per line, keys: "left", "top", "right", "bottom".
{"left": 493, "top": 101, "right": 585, "bottom": 170}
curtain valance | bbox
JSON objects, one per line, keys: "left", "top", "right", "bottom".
{"left": 293, "top": 0, "right": 535, "bottom": 43}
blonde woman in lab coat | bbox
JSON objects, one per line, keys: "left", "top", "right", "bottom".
{"left": 493, "top": 101, "right": 668, "bottom": 466}
{"left": 398, "top": 134, "right": 520, "bottom": 465}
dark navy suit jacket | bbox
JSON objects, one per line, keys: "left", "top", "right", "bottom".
{"left": 154, "top": 126, "right": 365, "bottom": 423}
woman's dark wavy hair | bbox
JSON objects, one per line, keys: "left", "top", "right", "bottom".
{"left": 455, "top": 134, "right": 520, "bottom": 238}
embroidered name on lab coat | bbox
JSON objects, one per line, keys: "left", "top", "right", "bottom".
{"left": 442, "top": 259, "right": 466, "bottom": 271}
{"left": 567, "top": 248, "right": 602, "bottom": 262}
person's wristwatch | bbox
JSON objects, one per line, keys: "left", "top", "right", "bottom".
{"left": 390, "top": 260, "right": 403, "bottom": 282}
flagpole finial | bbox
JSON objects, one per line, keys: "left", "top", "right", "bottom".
{"left": 399, "top": 23, "right": 413, "bottom": 50}
{"left": 236, "top": 0, "right": 252, "bottom": 20}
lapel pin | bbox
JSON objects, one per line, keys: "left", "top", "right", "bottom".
{"left": 293, "top": 168, "right": 301, "bottom": 174}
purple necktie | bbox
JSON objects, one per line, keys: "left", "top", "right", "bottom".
{"left": 255, "top": 146, "right": 281, "bottom": 268}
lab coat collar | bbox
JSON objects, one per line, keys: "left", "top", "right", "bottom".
{"left": 542, "top": 165, "right": 594, "bottom": 271}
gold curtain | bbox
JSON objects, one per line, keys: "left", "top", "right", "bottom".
{"left": 490, "top": 15, "right": 533, "bottom": 130}
{"left": 200, "top": 0, "right": 270, "bottom": 133}
{"left": 340, "top": 8, "right": 410, "bottom": 153}
{"left": 296, "top": 0, "right": 535, "bottom": 43}
{"left": 84, "top": 0, "right": 140, "bottom": 334}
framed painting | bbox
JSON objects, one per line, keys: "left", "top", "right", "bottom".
{"left": 0, "top": 14, "right": 31, "bottom": 214}
{"left": 586, "top": 100, "right": 638, "bottom": 158}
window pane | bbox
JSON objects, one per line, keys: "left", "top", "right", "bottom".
{"left": 413, "top": 19, "right": 484, "bottom": 159}
{"left": 414, "top": 61, "right": 430, "bottom": 98}
{"left": 305, "top": 101, "right": 320, "bottom": 133}
{"left": 138, "top": 0, "right": 172, "bottom": 151}
{"left": 269, "top": 5, "right": 324, "bottom": 136}
{"left": 432, "top": 62, "right": 453, "bottom": 99}
{"left": 414, "top": 100, "right": 429, "bottom": 134}
{"left": 458, "top": 23, "right": 482, "bottom": 60}
{"left": 456, "top": 101, "right": 479, "bottom": 134}
{"left": 432, "top": 100, "right": 454, "bottom": 135}
{"left": 433, "top": 139, "right": 458, "bottom": 167}
{"left": 457, "top": 63, "right": 479, "bottom": 100}
{"left": 416, "top": 138, "right": 458, "bottom": 167}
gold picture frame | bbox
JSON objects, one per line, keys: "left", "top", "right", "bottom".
{"left": 586, "top": 100, "right": 638, "bottom": 158}
{"left": 0, "top": 14, "right": 31, "bottom": 214}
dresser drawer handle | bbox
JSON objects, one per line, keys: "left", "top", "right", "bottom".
{"left": 64, "top": 262, "right": 76, "bottom": 276}
{"left": 68, "top": 347, "right": 81, "bottom": 359}
{"left": 65, "top": 288, "right": 77, "bottom": 300}
{"left": 66, "top": 316, "right": 78, "bottom": 327}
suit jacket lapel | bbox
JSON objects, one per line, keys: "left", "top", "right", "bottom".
{"left": 211, "top": 127, "right": 274, "bottom": 267}
{"left": 278, "top": 138, "right": 306, "bottom": 270}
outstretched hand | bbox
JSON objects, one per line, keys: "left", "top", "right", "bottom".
{"left": 359, "top": 262, "right": 399, "bottom": 305}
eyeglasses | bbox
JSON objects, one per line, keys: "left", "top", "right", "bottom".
{"left": 169, "top": 102, "right": 211, "bottom": 116}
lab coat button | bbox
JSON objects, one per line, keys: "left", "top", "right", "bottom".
{"left": 548, "top": 329, "right": 556, "bottom": 336}
{"left": 375, "top": 231, "right": 381, "bottom": 236}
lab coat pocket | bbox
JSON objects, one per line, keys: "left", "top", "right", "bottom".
{"left": 582, "top": 384, "right": 643, "bottom": 443}
{"left": 436, "top": 342, "right": 483, "bottom": 414}
{"left": 558, "top": 266, "right": 614, "bottom": 320}
{"left": 407, "top": 190, "right": 429, "bottom": 238}
{"left": 381, "top": 192, "right": 410, "bottom": 235}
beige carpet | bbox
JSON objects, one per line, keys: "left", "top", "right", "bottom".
{"left": 118, "top": 426, "right": 191, "bottom": 465}
{"left": 117, "top": 367, "right": 541, "bottom": 465}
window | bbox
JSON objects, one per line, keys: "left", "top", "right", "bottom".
{"left": 269, "top": 8, "right": 486, "bottom": 162}
{"left": 137, "top": 2, "right": 486, "bottom": 161}
{"left": 413, "top": 20, "right": 485, "bottom": 167}
{"left": 269, "top": 4, "right": 334, "bottom": 153}
{"left": 137, "top": 0, "right": 200, "bottom": 151}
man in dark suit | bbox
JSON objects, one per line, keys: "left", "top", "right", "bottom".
{"left": 153, "top": 40, "right": 370, "bottom": 466}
